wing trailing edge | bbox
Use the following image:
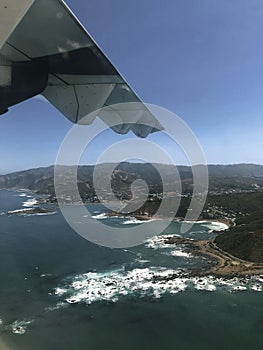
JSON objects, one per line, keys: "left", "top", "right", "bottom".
{"left": 0, "top": 0, "right": 163, "bottom": 137}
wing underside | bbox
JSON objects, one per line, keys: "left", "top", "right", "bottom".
{"left": 0, "top": 0, "right": 163, "bottom": 137}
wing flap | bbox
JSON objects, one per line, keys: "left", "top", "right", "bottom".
{"left": 0, "top": 0, "right": 163, "bottom": 137}
{"left": 43, "top": 84, "right": 116, "bottom": 123}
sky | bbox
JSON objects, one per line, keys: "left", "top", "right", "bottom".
{"left": 1, "top": 0, "right": 263, "bottom": 173}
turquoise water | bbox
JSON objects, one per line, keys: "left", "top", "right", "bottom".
{"left": 0, "top": 190, "right": 263, "bottom": 350}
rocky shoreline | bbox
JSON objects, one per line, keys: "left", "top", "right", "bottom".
{"left": 107, "top": 211, "right": 262, "bottom": 277}
{"left": 2, "top": 207, "right": 57, "bottom": 216}
{"left": 164, "top": 235, "right": 263, "bottom": 277}
{"left": 107, "top": 211, "right": 234, "bottom": 226}
{"left": 5, "top": 191, "right": 261, "bottom": 277}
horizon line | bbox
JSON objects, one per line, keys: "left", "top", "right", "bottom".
{"left": 1, "top": 161, "right": 263, "bottom": 176}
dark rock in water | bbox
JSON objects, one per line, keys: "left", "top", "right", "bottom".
{"left": 4, "top": 207, "right": 56, "bottom": 216}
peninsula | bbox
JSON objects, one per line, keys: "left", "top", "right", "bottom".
{"left": 0, "top": 163, "right": 262, "bottom": 269}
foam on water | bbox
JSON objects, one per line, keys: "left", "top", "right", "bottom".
{"left": 191, "top": 276, "right": 217, "bottom": 291}
{"left": 2, "top": 209, "right": 57, "bottom": 217}
{"left": 30, "top": 212, "right": 57, "bottom": 216}
{"left": 170, "top": 250, "right": 192, "bottom": 258}
{"left": 54, "top": 267, "right": 189, "bottom": 304}
{"left": 53, "top": 268, "right": 263, "bottom": 306}
{"left": 90, "top": 212, "right": 159, "bottom": 224}
{"left": 45, "top": 302, "right": 68, "bottom": 312}
{"left": 91, "top": 213, "right": 110, "bottom": 220}
{"left": 5, "top": 319, "right": 34, "bottom": 335}
{"left": 123, "top": 218, "right": 144, "bottom": 225}
{"left": 122, "top": 218, "right": 158, "bottom": 225}
{"left": 199, "top": 221, "right": 229, "bottom": 232}
{"left": 91, "top": 213, "right": 143, "bottom": 222}
{"left": 250, "top": 284, "right": 262, "bottom": 292}
{"left": 145, "top": 234, "right": 182, "bottom": 250}
{"left": 55, "top": 287, "right": 68, "bottom": 296}
{"left": 3, "top": 208, "right": 33, "bottom": 214}
{"left": 22, "top": 198, "right": 38, "bottom": 207}
{"left": 40, "top": 273, "right": 53, "bottom": 278}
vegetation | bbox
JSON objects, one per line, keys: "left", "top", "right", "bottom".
{"left": 1, "top": 163, "right": 263, "bottom": 262}
{"left": 213, "top": 192, "right": 263, "bottom": 262}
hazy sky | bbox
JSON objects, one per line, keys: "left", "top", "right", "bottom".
{"left": 1, "top": 0, "right": 263, "bottom": 173}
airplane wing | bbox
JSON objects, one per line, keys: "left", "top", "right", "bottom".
{"left": 0, "top": 0, "right": 163, "bottom": 138}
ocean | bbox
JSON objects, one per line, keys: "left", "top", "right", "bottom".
{"left": 0, "top": 189, "right": 263, "bottom": 350}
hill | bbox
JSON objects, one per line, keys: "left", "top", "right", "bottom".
{"left": 0, "top": 163, "right": 263, "bottom": 197}
{"left": 213, "top": 192, "right": 263, "bottom": 263}
{"left": 1, "top": 163, "right": 263, "bottom": 262}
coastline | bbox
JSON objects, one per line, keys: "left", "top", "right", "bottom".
{"left": 108, "top": 211, "right": 234, "bottom": 226}
{"left": 111, "top": 211, "right": 262, "bottom": 277}
{"left": 197, "top": 239, "right": 263, "bottom": 276}
{"left": 6, "top": 190, "right": 261, "bottom": 277}
{"left": 165, "top": 236, "right": 263, "bottom": 277}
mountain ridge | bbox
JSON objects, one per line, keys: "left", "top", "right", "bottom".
{"left": 1, "top": 163, "right": 263, "bottom": 196}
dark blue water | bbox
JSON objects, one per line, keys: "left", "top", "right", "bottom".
{"left": 0, "top": 190, "right": 263, "bottom": 350}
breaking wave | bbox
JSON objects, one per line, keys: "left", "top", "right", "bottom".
{"left": 22, "top": 198, "right": 38, "bottom": 207}
{"left": 144, "top": 234, "right": 184, "bottom": 250}
{"left": 53, "top": 267, "right": 263, "bottom": 306}
{"left": 198, "top": 221, "right": 229, "bottom": 232}
{"left": 0, "top": 319, "right": 34, "bottom": 335}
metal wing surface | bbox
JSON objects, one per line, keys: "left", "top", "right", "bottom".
{"left": 0, "top": 0, "right": 163, "bottom": 137}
